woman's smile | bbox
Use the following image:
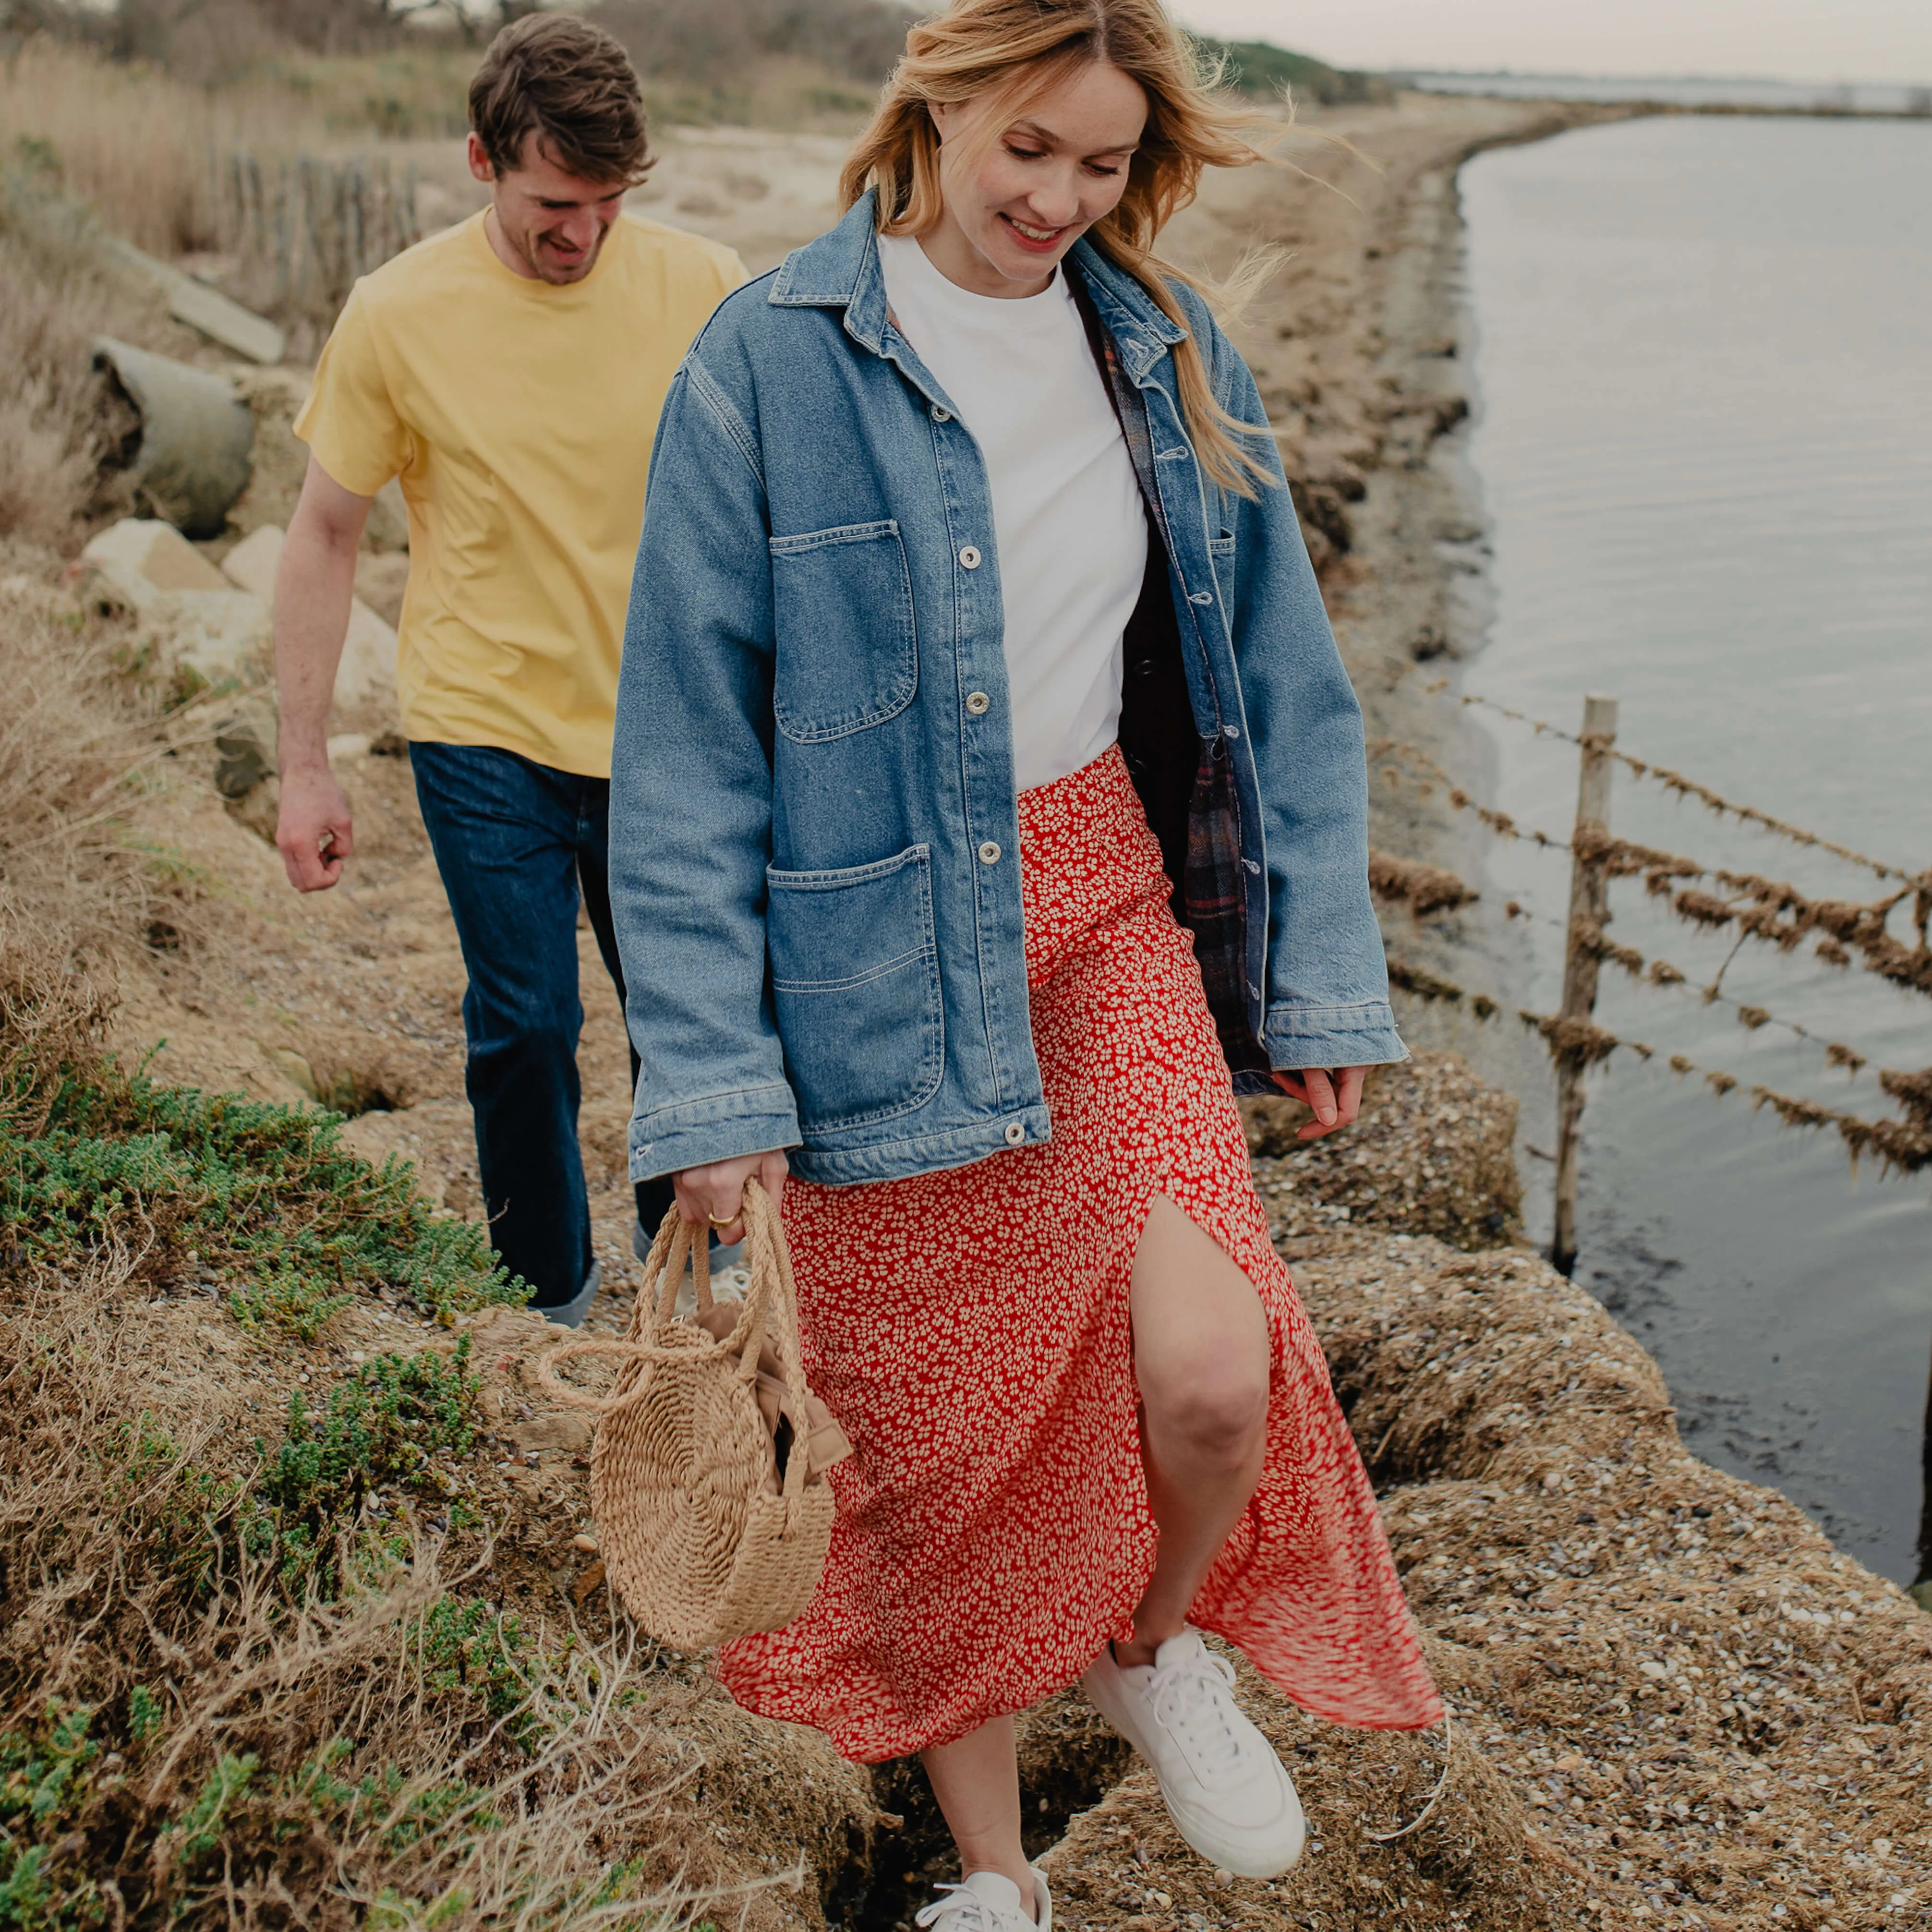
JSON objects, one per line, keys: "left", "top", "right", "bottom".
{"left": 1000, "top": 211, "right": 1068, "bottom": 251}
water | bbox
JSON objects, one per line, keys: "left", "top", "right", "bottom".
{"left": 1449, "top": 115, "right": 1932, "bottom": 1583}
{"left": 1410, "top": 73, "right": 1930, "bottom": 115}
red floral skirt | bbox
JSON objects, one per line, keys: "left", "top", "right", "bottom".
{"left": 719, "top": 746, "right": 1441, "bottom": 1759}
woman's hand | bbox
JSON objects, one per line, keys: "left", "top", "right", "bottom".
{"left": 672, "top": 1148, "right": 790, "bottom": 1246}
{"left": 1271, "top": 1065, "right": 1368, "bottom": 1141}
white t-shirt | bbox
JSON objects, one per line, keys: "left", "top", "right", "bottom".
{"left": 878, "top": 233, "right": 1147, "bottom": 793}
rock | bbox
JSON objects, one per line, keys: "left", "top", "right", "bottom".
{"left": 516, "top": 1412, "right": 593, "bottom": 1454}
{"left": 220, "top": 524, "right": 397, "bottom": 709}
{"left": 353, "top": 549, "right": 411, "bottom": 626}
{"left": 213, "top": 695, "right": 278, "bottom": 798}
{"left": 91, "top": 337, "right": 256, "bottom": 539}
{"left": 80, "top": 518, "right": 228, "bottom": 596}
{"left": 97, "top": 238, "right": 286, "bottom": 366}
{"left": 72, "top": 519, "right": 268, "bottom": 682}
{"left": 226, "top": 775, "right": 280, "bottom": 847}
{"left": 268, "top": 1048, "right": 320, "bottom": 1101}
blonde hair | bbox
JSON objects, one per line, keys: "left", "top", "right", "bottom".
{"left": 839, "top": 0, "right": 1282, "bottom": 495}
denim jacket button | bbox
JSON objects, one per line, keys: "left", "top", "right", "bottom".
{"left": 965, "top": 690, "right": 990, "bottom": 715}
{"left": 1003, "top": 1121, "right": 1026, "bottom": 1146}
{"left": 931, "top": 403, "right": 952, "bottom": 423}
{"left": 977, "top": 840, "right": 1001, "bottom": 865}
{"left": 959, "top": 545, "right": 982, "bottom": 569}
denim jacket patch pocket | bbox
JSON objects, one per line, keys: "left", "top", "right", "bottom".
{"left": 766, "top": 844, "right": 945, "bottom": 1131}
{"left": 768, "top": 519, "right": 919, "bottom": 742}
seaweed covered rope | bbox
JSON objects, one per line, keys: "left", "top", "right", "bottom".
{"left": 721, "top": 747, "right": 1442, "bottom": 1759}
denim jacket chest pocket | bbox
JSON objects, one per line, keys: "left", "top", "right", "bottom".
{"left": 767, "top": 519, "right": 919, "bottom": 741}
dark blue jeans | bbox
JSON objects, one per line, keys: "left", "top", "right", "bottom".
{"left": 411, "top": 742, "right": 674, "bottom": 1309}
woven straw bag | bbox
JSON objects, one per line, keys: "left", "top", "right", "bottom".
{"left": 538, "top": 1182, "right": 845, "bottom": 1651}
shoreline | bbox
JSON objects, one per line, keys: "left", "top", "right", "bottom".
{"left": 1169, "top": 95, "right": 1628, "bottom": 1124}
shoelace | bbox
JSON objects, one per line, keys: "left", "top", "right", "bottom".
{"left": 913, "top": 1884, "right": 1027, "bottom": 1931}
{"left": 1145, "top": 1644, "right": 1252, "bottom": 1787}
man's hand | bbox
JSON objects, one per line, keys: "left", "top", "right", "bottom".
{"left": 276, "top": 761, "right": 356, "bottom": 892}
{"left": 673, "top": 1148, "right": 790, "bottom": 1246}
{"left": 1271, "top": 1065, "right": 1368, "bottom": 1142}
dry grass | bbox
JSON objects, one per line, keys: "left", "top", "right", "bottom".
{"left": 0, "top": 158, "right": 194, "bottom": 545}
{"left": 4, "top": 36, "right": 247, "bottom": 255}
{"left": 0, "top": 541, "right": 218, "bottom": 965}
{"left": 0, "top": 34, "right": 379, "bottom": 255}
{"left": 0, "top": 25, "right": 869, "bottom": 278}
{"left": 0, "top": 1266, "right": 699, "bottom": 1930}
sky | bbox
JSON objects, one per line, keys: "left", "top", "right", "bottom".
{"left": 1178, "top": 1, "right": 1932, "bottom": 84}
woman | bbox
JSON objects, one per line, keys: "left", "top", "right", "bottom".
{"left": 609, "top": 1, "right": 1441, "bottom": 1924}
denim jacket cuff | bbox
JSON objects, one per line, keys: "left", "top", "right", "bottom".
{"left": 627, "top": 1084, "right": 801, "bottom": 1183}
{"left": 1261, "top": 1000, "right": 1408, "bottom": 1072}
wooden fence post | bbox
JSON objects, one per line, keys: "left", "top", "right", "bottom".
{"left": 1552, "top": 692, "right": 1619, "bottom": 1275}
{"left": 1915, "top": 1336, "right": 1932, "bottom": 1607}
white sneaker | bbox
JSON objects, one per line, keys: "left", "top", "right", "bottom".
{"left": 1082, "top": 1628, "right": 1306, "bottom": 1878}
{"left": 914, "top": 1868, "right": 1052, "bottom": 1930}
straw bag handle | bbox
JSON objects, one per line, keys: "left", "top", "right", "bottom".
{"left": 631, "top": 1189, "right": 783, "bottom": 1384}
{"left": 537, "top": 1212, "right": 713, "bottom": 1395}
{"left": 704, "top": 1180, "right": 821, "bottom": 1503}
{"left": 537, "top": 1183, "right": 817, "bottom": 1496}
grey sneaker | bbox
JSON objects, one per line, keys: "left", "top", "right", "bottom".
{"left": 914, "top": 1869, "right": 1051, "bottom": 1931}
{"left": 1082, "top": 1628, "right": 1305, "bottom": 1878}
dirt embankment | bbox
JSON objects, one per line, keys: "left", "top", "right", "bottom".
{"left": 4, "top": 88, "right": 1928, "bottom": 1932}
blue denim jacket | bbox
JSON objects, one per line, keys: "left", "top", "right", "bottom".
{"left": 611, "top": 194, "right": 1404, "bottom": 1187}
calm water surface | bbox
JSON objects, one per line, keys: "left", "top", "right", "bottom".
{"left": 1453, "top": 116, "right": 1932, "bottom": 1582}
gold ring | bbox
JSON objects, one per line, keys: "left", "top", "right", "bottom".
{"left": 706, "top": 1211, "right": 737, "bottom": 1228}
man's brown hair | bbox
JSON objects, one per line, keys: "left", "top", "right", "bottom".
{"left": 469, "top": 12, "right": 653, "bottom": 187}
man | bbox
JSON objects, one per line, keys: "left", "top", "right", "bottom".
{"left": 274, "top": 12, "right": 745, "bottom": 1325}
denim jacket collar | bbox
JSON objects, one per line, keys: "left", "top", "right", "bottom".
{"left": 767, "top": 191, "right": 1187, "bottom": 374}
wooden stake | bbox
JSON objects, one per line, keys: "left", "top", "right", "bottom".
{"left": 1552, "top": 693, "right": 1619, "bottom": 1275}
{"left": 1915, "top": 1330, "right": 1932, "bottom": 1598}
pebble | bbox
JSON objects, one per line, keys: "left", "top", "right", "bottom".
{"left": 572, "top": 1533, "right": 599, "bottom": 1553}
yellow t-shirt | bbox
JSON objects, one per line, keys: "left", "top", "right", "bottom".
{"left": 294, "top": 209, "right": 746, "bottom": 776}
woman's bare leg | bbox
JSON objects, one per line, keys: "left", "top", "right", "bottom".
{"left": 920, "top": 1714, "right": 1038, "bottom": 1919}
{"left": 1117, "top": 1193, "right": 1272, "bottom": 1667}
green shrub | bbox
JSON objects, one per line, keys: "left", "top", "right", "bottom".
{"left": 0, "top": 1705, "right": 110, "bottom": 1931}
{"left": 1, "top": 1063, "right": 526, "bottom": 1322}
{"left": 1193, "top": 36, "right": 1391, "bottom": 107}
{"left": 299, "top": 1749, "right": 503, "bottom": 1856}
{"left": 112, "top": 1336, "right": 482, "bottom": 1599}
{"left": 416, "top": 1594, "right": 535, "bottom": 1727}
{"left": 227, "top": 1261, "right": 356, "bottom": 1341}
{"left": 243, "top": 1335, "right": 481, "bottom": 1589}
